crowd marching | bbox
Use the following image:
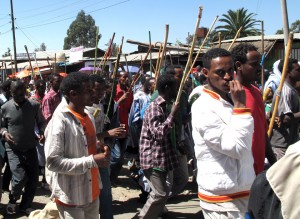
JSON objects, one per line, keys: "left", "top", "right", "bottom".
{"left": 0, "top": 42, "right": 299, "bottom": 219}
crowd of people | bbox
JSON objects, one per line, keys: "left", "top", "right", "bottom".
{"left": 0, "top": 42, "right": 299, "bottom": 219}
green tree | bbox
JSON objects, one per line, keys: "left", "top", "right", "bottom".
{"left": 276, "top": 20, "right": 300, "bottom": 34}
{"left": 215, "top": 8, "right": 261, "bottom": 40}
{"left": 34, "top": 43, "right": 47, "bottom": 52}
{"left": 2, "top": 47, "right": 11, "bottom": 57}
{"left": 63, "top": 10, "right": 97, "bottom": 49}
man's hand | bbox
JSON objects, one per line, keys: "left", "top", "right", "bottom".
{"left": 39, "top": 134, "right": 45, "bottom": 144}
{"left": 170, "top": 102, "right": 180, "bottom": 117}
{"left": 4, "top": 132, "right": 15, "bottom": 145}
{"left": 230, "top": 80, "right": 246, "bottom": 108}
{"left": 93, "top": 153, "right": 110, "bottom": 168}
{"left": 107, "top": 127, "right": 126, "bottom": 138}
{"left": 117, "top": 92, "right": 129, "bottom": 104}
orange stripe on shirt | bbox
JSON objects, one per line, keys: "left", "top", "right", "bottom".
{"left": 198, "top": 191, "right": 250, "bottom": 203}
{"left": 233, "top": 108, "right": 251, "bottom": 115}
{"left": 68, "top": 107, "right": 100, "bottom": 202}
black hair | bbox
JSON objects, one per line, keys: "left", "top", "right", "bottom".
{"left": 35, "top": 79, "right": 46, "bottom": 88}
{"left": 0, "top": 80, "right": 12, "bottom": 92}
{"left": 278, "top": 58, "right": 298, "bottom": 73}
{"left": 89, "top": 74, "right": 105, "bottom": 86}
{"left": 165, "top": 65, "right": 176, "bottom": 75}
{"left": 60, "top": 72, "right": 90, "bottom": 97}
{"left": 156, "top": 74, "right": 176, "bottom": 94}
{"left": 202, "top": 48, "right": 231, "bottom": 69}
{"left": 48, "top": 73, "right": 61, "bottom": 82}
{"left": 11, "top": 80, "right": 26, "bottom": 91}
{"left": 231, "top": 43, "right": 258, "bottom": 64}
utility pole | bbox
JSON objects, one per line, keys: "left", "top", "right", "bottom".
{"left": 10, "top": 0, "right": 18, "bottom": 72}
{"left": 280, "top": 0, "right": 289, "bottom": 50}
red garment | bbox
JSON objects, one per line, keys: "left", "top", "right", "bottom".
{"left": 42, "top": 89, "right": 61, "bottom": 123}
{"left": 244, "top": 85, "right": 267, "bottom": 175}
{"left": 114, "top": 84, "right": 133, "bottom": 132}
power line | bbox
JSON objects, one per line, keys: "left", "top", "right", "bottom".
{"left": 0, "top": 21, "right": 10, "bottom": 28}
{"left": 0, "top": 29, "right": 12, "bottom": 35}
{"left": 14, "top": 0, "right": 76, "bottom": 13}
{"left": 19, "top": 0, "right": 130, "bottom": 29}
{"left": 16, "top": 23, "right": 53, "bottom": 57}
{"left": 18, "top": 0, "right": 108, "bottom": 25}
{"left": 17, "top": 0, "right": 92, "bottom": 20}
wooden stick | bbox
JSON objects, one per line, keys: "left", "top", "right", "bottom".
{"left": 106, "top": 36, "right": 124, "bottom": 119}
{"left": 149, "top": 31, "right": 152, "bottom": 78}
{"left": 218, "top": 32, "right": 222, "bottom": 48}
{"left": 267, "top": 32, "right": 294, "bottom": 137}
{"left": 261, "top": 21, "right": 265, "bottom": 93}
{"left": 228, "top": 27, "right": 243, "bottom": 50}
{"left": 24, "top": 45, "right": 35, "bottom": 80}
{"left": 47, "top": 57, "right": 53, "bottom": 74}
{"left": 93, "top": 26, "right": 100, "bottom": 74}
{"left": 100, "top": 32, "right": 116, "bottom": 75}
{"left": 265, "top": 39, "right": 278, "bottom": 58}
{"left": 175, "top": 6, "right": 203, "bottom": 104}
{"left": 157, "top": 24, "right": 169, "bottom": 73}
{"left": 129, "top": 45, "right": 153, "bottom": 91}
{"left": 54, "top": 53, "right": 57, "bottom": 73}
{"left": 183, "top": 15, "right": 218, "bottom": 84}
{"left": 4, "top": 61, "right": 7, "bottom": 81}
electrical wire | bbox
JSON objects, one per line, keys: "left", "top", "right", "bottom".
{"left": 0, "top": 29, "right": 11, "bottom": 35}
{"left": 0, "top": 21, "right": 10, "bottom": 28}
{"left": 18, "top": 0, "right": 108, "bottom": 25}
{"left": 16, "top": 23, "right": 53, "bottom": 57}
{"left": 17, "top": 0, "right": 92, "bottom": 20}
{"left": 19, "top": 0, "right": 130, "bottom": 29}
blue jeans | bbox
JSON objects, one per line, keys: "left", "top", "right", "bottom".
{"left": 7, "top": 147, "right": 39, "bottom": 209}
{"left": 110, "top": 138, "right": 127, "bottom": 182}
{"left": 99, "top": 167, "right": 113, "bottom": 219}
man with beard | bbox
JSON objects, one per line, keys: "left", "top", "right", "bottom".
{"left": 191, "top": 48, "right": 255, "bottom": 218}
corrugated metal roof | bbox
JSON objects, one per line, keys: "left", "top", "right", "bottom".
{"left": 214, "top": 33, "right": 300, "bottom": 44}
{"left": 118, "top": 51, "right": 188, "bottom": 62}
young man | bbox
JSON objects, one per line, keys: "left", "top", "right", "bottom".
{"left": 231, "top": 43, "right": 276, "bottom": 174}
{"left": 30, "top": 79, "right": 49, "bottom": 189}
{"left": 86, "top": 74, "right": 125, "bottom": 219}
{"left": 45, "top": 72, "right": 110, "bottom": 219}
{"left": 0, "top": 80, "right": 46, "bottom": 215}
{"left": 269, "top": 58, "right": 300, "bottom": 159}
{"left": 42, "top": 73, "right": 62, "bottom": 123}
{"left": 110, "top": 71, "right": 133, "bottom": 185}
{"left": 191, "top": 48, "right": 255, "bottom": 218}
{"left": 135, "top": 74, "right": 180, "bottom": 219}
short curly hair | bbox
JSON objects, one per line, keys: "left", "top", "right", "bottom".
{"left": 60, "top": 72, "right": 90, "bottom": 97}
{"left": 203, "top": 48, "right": 231, "bottom": 69}
{"left": 156, "top": 74, "right": 176, "bottom": 94}
{"left": 231, "top": 43, "right": 258, "bottom": 64}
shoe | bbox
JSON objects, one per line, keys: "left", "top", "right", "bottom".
{"left": 0, "top": 213, "right": 3, "bottom": 219}
{"left": 20, "top": 207, "right": 34, "bottom": 216}
{"left": 6, "top": 202, "right": 17, "bottom": 214}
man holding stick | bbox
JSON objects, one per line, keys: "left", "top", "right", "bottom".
{"left": 191, "top": 48, "right": 255, "bottom": 218}
{"left": 269, "top": 58, "right": 300, "bottom": 160}
{"left": 135, "top": 74, "right": 179, "bottom": 219}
